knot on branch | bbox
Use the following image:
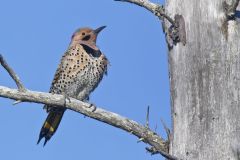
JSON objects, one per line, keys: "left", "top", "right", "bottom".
{"left": 166, "top": 14, "right": 186, "bottom": 49}
{"left": 154, "top": 5, "right": 165, "bottom": 19}
{"left": 223, "top": 0, "right": 240, "bottom": 19}
{"left": 221, "top": 0, "right": 239, "bottom": 40}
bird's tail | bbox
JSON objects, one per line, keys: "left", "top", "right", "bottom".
{"left": 37, "top": 108, "right": 65, "bottom": 146}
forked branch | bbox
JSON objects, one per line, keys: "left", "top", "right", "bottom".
{"left": 0, "top": 54, "right": 26, "bottom": 92}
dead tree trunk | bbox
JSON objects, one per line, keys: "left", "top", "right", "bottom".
{"left": 166, "top": 0, "right": 240, "bottom": 159}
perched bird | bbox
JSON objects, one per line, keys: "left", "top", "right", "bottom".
{"left": 37, "top": 26, "right": 108, "bottom": 146}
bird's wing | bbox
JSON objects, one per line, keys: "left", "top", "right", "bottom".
{"left": 44, "top": 44, "right": 91, "bottom": 112}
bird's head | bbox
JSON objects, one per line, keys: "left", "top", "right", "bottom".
{"left": 70, "top": 26, "right": 106, "bottom": 50}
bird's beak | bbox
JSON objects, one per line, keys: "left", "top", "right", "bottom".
{"left": 94, "top": 26, "right": 106, "bottom": 34}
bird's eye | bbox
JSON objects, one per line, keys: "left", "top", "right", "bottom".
{"left": 82, "top": 35, "right": 90, "bottom": 41}
{"left": 82, "top": 32, "right": 85, "bottom": 36}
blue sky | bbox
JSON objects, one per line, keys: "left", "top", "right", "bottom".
{"left": 0, "top": 0, "right": 170, "bottom": 159}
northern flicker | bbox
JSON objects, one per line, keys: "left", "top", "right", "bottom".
{"left": 37, "top": 26, "right": 108, "bottom": 146}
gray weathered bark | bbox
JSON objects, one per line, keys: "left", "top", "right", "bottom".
{"left": 166, "top": 0, "right": 240, "bottom": 159}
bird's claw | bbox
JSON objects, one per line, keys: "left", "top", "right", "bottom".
{"left": 87, "top": 103, "right": 97, "bottom": 112}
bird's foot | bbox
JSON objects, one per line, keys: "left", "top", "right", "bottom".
{"left": 87, "top": 103, "right": 97, "bottom": 112}
{"left": 63, "top": 94, "right": 71, "bottom": 107}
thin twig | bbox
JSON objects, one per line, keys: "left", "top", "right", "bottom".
{"left": 115, "top": 0, "right": 177, "bottom": 27}
{"left": 154, "top": 124, "right": 158, "bottom": 132}
{"left": 137, "top": 137, "right": 144, "bottom": 143}
{"left": 161, "top": 118, "right": 171, "bottom": 141}
{"left": 12, "top": 100, "right": 22, "bottom": 105}
{"left": 0, "top": 54, "right": 26, "bottom": 92}
{"left": 145, "top": 105, "right": 150, "bottom": 128}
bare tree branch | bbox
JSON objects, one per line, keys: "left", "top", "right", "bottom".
{"left": 0, "top": 54, "right": 26, "bottom": 92}
{"left": 0, "top": 86, "right": 175, "bottom": 158}
{"left": 115, "top": 0, "right": 176, "bottom": 27}
{"left": 0, "top": 53, "right": 180, "bottom": 159}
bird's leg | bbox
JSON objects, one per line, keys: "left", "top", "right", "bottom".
{"left": 62, "top": 93, "right": 71, "bottom": 107}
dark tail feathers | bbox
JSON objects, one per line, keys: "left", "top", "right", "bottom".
{"left": 37, "top": 109, "right": 65, "bottom": 146}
